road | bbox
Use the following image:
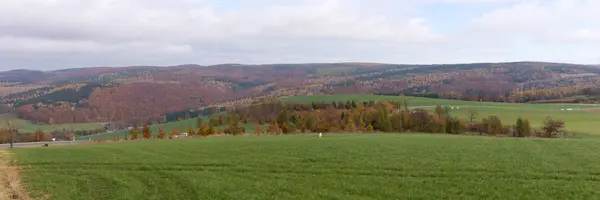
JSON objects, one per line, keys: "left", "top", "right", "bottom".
{"left": 0, "top": 141, "right": 89, "bottom": 148}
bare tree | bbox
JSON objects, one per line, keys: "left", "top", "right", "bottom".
{"left": 467, "top": 109, "right": 478, "bottom": 122}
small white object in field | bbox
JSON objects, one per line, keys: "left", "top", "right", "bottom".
{"left": 561, "top": 109, "right": 565, "bottom": 111}
{"left": 318, "top": 133, "right": 322, "bottom": 138}
{"left": 567, "top": 108, "right": 573, "bottom": 111}
{"left": 52, "top": 138, "right": 56, "bottom": 142}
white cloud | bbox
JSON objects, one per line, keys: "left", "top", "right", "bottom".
{"left": 470, "top": 0, "right": 600, "bottom": 43}
{"left": 0, "top": 0, "right": 599, "bottom": 70}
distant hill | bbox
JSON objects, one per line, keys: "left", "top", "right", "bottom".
{"left": 2, "top": 61, "right": 600, "bottom": 127}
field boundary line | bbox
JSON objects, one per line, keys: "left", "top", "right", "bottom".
{"left": 0, "top": 150, "right": 30, "bottom": 200}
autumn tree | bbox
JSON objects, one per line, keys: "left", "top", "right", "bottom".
{"left": 344, "top": 117, "right": 356, "bottom": 132}
{"left": 207, "top": 126, "right": 215, "bottom": 135}
{"left": 267, "top": 122, "right": 281, "bottom": 134}
{"left": 281, "top": 122, "right": 293, "bottom": 134}
{"left": 188, "top": 126, "right": 196, "bottom": 136}
{"left": 435, "top": 105, "right": 446, "bottom": 119}
{"left": 35, "top": 129, "right": 43, "bottom": 142}
{"left": 197, "top": 123, "right": 208, "bottom": 136}
{"left": 169, "top": 130, "right": 177, "bottom": 138}
{"left": 158, "top": 127, "right": 166, "bottom": 139}
{"left": 483, "top": 116, "right": 503, "bottom": 135}
{"left": 365, "top": 124, "right": 374, "bottom": 132}
{"left": 358, "top": 116, "right": 367, "bottom": 132}
{"left": 142, "top": 125, "right": 152, "bottom": 139}
{"left": 196, "top": 117, "right": 203, "bottom": 128}
{"left": 540, "top": 117, "right": 565, "bottom": 138}
{"left": 255, "top": 125, "right": 263, "bottom": 135}
{"left": 130, "top": 126, "right": 139, "bottom": 140}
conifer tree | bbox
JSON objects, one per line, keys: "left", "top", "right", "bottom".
{"left": 523, "top": 119, "right": 532, "bottom": 137}
{"left": 515, "top": 117, "right": 524, "bottom": 137}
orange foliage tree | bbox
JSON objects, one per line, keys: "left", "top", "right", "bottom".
{"left": 188, "top": 126, "right": 196, "bottom": 136}
{"left": 158, "top": 127, "right": 166, "bottom": 139}
{"left": 255, "top": 125, "right": 262, "bottom": 135}
{"left": 142, "top": 125, "right": 152, "bottom": 139}
{"left": 130, "top": 127, "right": 139, "bottom": 140}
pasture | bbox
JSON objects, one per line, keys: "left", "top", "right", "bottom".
{"left": 0, "top": 114, "right": 104, "bottom": 133}
{"left": 283, "top": 94, "right": 600, "bottom": 137}
{"left": 77, "top": 116, "right": 263, "bottom": 141}
{"left": 11, "top": 134, "right": 600, "bottom": 199}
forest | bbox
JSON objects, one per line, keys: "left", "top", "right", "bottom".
{"left": 2, "top": 61, "right": 599, "bottom": 127}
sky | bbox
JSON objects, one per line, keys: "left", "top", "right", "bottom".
{"left": 0, "top": 0, "right": 599, "bottom": 71}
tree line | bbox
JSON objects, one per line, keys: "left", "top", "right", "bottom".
{"left": 227, "top": 100, "right": 566, "bottom": 138}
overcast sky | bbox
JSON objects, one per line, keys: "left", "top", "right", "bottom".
{"left": 1, "top": 0, "right": 599, "bottom": 71}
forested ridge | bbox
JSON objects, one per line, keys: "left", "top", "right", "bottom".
{"left": 0, "top": 61, "right": 599, "bottom": 127}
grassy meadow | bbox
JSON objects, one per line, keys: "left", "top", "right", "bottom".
{"left": 0, "top": 114, "right": 104, "bottom": 133}
{"left": 12, "top": 134, "right": 600, "bottom": 199}
{"left": 77, "top": 116, "right": 264, "bottom": 141}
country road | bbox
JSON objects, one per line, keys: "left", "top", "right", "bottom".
{"left": 0, "top": 141, "right": 89, "bottom": 148}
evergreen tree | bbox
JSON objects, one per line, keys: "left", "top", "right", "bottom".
{"left": 523, "top": 119, "right": 532, "bottom": 137}
{"left": 515, "top": 117, "right": 525, "bottom": 137}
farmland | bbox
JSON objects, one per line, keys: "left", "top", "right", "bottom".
{"left": 10, "top": 134, "right": 600, "bottom": 199}
{"left": 0, "top": 114, "right": 104, "bottom": 133}
{"left": 77, "top": 117, "right": 263, "bottom": 141}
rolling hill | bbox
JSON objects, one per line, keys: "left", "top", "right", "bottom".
{"left": 2, "top": 61, "right": 600, "bottom": 132}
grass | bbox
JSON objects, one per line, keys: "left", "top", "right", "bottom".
{"left": 0, "top": 114, "right": 104, "bottom": 133}
{"left": 11, "top": 133, "right": 600, "bottom": 199}
{"left": 283, "top": 94, "right": 600, "bottom": 137}
{"left": 77, "top": 116, "right": 264, "bottom": 141}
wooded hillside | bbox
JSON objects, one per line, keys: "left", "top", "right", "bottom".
{"left": 2, "top": 61, "right": 600, "bottom": 127}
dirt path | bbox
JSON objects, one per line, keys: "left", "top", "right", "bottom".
{"left": 0, "top": 150, "right": 29, "bottom": 200}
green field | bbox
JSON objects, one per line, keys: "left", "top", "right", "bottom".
{"left": 11, "top": 134, "right": 600, "bottom": 199}
{"left": 0, "top": 114, "right": 104, "bottom": 133}
{"left": 283, "top": 94, "right": 600, "bottom": 137}
{"left": 77, "top": 116, "right": 264, "bottom": 141}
